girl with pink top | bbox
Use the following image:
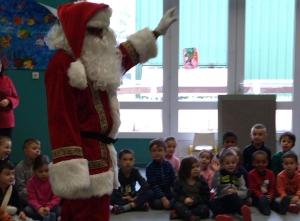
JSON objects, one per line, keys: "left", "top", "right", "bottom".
{"left": 198, "top": 150, "right": 213, "bottom": 189}
{"left": 164, "top": 136, "right": 180, "bottom": 172}
{"left": 24, "top": 155, "right": 61, "bottom": 221}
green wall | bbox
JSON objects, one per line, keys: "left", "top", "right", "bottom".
{"left": 8, "top": 0, "right": 153, "bottom": 167}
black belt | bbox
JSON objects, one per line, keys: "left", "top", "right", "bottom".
{"left": 80, "top": 131, "right": 118, "bottom": 144}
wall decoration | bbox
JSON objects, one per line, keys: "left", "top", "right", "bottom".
{"left": 0, "top": 0, "right": 58, "bottom": 69}
{"left": 183, "top": 47, "right": 198, "bottom": 69}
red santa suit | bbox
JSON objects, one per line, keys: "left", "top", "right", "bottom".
{"left": 44, "top": 2, "right": 160, "bottom": 221}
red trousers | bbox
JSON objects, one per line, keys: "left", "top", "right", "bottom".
{"left": 61, "top": 195, "right": 110, "bottom": 221}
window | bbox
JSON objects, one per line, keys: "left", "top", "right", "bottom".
{"left": 244, "top": 0, "right": 295, "bottom": 101}
{"left": 87, "top": 0, "right": 300, "bottom": 141}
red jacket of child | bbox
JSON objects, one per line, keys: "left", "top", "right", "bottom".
{"left": 0, "top": 74, "right": 19, "bottom": 128}
{"left": 248, "top": 168, "right": 276, "bottom": 198}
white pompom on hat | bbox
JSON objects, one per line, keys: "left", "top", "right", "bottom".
{"left": 57, "top": 2, "right": 110, "bottom": 89}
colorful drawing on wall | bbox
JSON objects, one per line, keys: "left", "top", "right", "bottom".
{"left": 183, "top": 48, "right": 198, "bottom": 69}
{"left": 0, "top": 0, "right": 58, "bottom": 69}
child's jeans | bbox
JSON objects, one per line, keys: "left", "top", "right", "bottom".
{"left": 150, "top": 197, "right": 175, "bottom": 210}
{"left": 209, "top": 194, "right": 244, "bottom": 216}
{"left": 110, "top": 189, "right": 154, "bottom": 208}
{"left": 24, "top": 206, "right": 61, "bottom": 221}
{"left": 174, "top": 202, "right": 210, "bottom": 221}
{"left": 275, "top": 195, "right": 300, "bottom": 206}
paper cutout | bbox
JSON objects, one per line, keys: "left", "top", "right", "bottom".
{"left": 183, "top": 47, "right": 198, "bottom": 69}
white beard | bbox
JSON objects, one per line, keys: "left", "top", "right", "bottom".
{"left": 81, "top": 28, "right": 123, "bottom": 92}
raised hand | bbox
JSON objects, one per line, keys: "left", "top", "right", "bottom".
{"left": 154, "top": 7, "right": 178, "bottom": 35}
{"left": 211, "top": 160, "right": 221, "bottom": 173}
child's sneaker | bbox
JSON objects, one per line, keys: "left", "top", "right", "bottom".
{"left": 141, "top": 202, "right": 150, "bottom": 211}
{"left": 279, "top": 196, "right": 291, "bottom": 215}
{"left": 114, "top": 205, "right": 125, "bottom": 215}
{"left": 215, "top": 214, "right": 233, "bottom": 221}
{"left": 241, "top": 205, "right": 251, "bottom": 221}
{"left": 288, "top": 204, "right": 300, "bottom": 214}
{"left": 190, "top": 216, "right": 201, "bottom": 221}
{"left": 170, "top": 210, "right": 179, "bottom": 220}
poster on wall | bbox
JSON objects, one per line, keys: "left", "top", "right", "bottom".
{"left": 0, "top": 0, "right": 58, "bottom": 69}
{"left": 183, "top": 47, "right": 198, "bottom": 69}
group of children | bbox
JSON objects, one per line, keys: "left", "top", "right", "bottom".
{"left": 0, "top": 123, "right": 299, "bottom": 221}
{"left": 0, "top": 136, "right": 61, "bottom": 221}
{"left": 111, "top": 124, "right": 300, "bottom": 221}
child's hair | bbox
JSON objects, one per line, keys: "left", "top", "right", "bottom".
{"left": 118, "top": 149, "right": 134, "bottom": 159}
{"left": 0, "top": 160, "right": 14, "bottom": 173}
{"left": 279, "top": 132, "right": 296, "bottom": 145}
{"left": 164, "top": 136, "right": 177, "bottom": 144}
{"left": 22, "top": 138, "right": 41, "bottom": 150}
{"left": 0, "top": 59, "right": 4, "bottom": 76}
{"left": 198, "top": 150, "right": 213, "bottom": 160}
{"left": 0, "top": 136, "right": 11, "bottom": 146}
{"left": 219, "top": 149, "right": 236, "bottom": 164}
{"left": 178, "top": 155, "right": 199, "bottom": 181}
{"left": 149, "top": 138, "right": 166, "bottom": 151}
{"left": 251, "top": 123, "right": 267, "bottom": 132}
{"left": 32, "top": 155, "right": 50, "bottom": 171}
{"left": 252, "top": 150, "right": 268, "bottom": 161}
{"left": 222, "top": 131, "right": 237, "bottom": 142}
{"left": 282, "top": 151, "right": 298, "bottom": 163}
{"left": 229, "top": 147, "right": 242, "bottom": 167}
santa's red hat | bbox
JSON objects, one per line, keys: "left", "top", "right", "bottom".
{"left": 57, "top": 2, "right": 110, "bottom": 89}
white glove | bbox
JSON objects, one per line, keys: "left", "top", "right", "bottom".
{"left": 155, "top": 7, "right": 178, "bottom": 35}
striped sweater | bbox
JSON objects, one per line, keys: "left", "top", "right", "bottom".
{"left": 146, "top": 160, "right": 177, "bottom": 199}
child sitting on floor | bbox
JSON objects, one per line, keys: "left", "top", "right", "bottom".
{"left": 274, "top": 151, "right": 300, "bottom": 214}
{"left": 198, "top": 150, "right": 213, "bottom": 189}
{"left": 248, "top": 151, "right": 276, "bottom": 215}
{"left": 164, "top": 136, "right": 180, "bottom": 173}
{"left": 210, "top": 149, "right": 251, "bottom": 221}
{"left": 170, "top": 156, "right": 210, "bottom": 221}
{"left": 111, "top": 149, "right": 154, "bottom": 214}
{"left": 146, "top": 139, "right": 177, "bottom": 210}
{"left": 24, "top": 155, "right": 61, "bottom": 221}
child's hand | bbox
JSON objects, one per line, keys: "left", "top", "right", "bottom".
{"left": 161, "top": 197, "right": 171, "bottom": 209}
{"left": 211, "top": 160, "right": 220, "bottom": 173}
{"left": 19, "top": 211, "right": 27, "bottom": 220}
{"left": 44, "top": 207, "right": 50, "bottom": 213}
{"left": 227, "top": 188, "right": 236, "bottom": 195}
{"left": 184, "top": 197, "right": 194, "bottom": 206}
{"left": 291, "top": 195, "right": 300, "bottom": 204}
{"left": 267, "top": 195, "right": 273, "bottom": 202}
{"left": 38, "top": 207, "right": 46, "bottom": 217}
{"left": 129, "top": 196, "right": 137, "bottom": 202}
{"left": 122, "top": 196, "right": 133, "bottom": 200}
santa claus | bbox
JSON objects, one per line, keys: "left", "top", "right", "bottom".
{"left": 44, "top": 1, "right": 177, "bottom": 221}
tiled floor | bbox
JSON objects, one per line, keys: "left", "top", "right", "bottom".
{"left": 110, "top": 168, "right": 300, "bottom": 221}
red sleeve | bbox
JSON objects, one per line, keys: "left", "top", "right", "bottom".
{"left": 45, "top": 56, "right": 83, "bottom": 164}
{"left": 5, "top": 76, "right": 19, "bottom": 110}
{"left": 277, "top": 172, "right": 287, "bottom": 198}
{"left": 296, "top": 173, "right": 300, "bottom": 196}
{"left": 118, "top": 41, "right": 139, "bottom": 74}
{"left": 267, "top": 170, "right": 277, "bottom": 196}
{"left": 248, "top": 171, "right": 263, "bottom": 197}
{"left": 27, "top": 179, "right": 42, "bottom": 212}
{"left": 45, "top": 191, "right": 61, "bottom": 209}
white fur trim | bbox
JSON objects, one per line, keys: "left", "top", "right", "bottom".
{"left": 67, "top": 59, "right": 87, "bottom": 89}
{"left": 127, "top": 28, "right": 158, "bottom": 63}
{"left": 49, "top": 159, "right": 90, "bottom": 198}
{"left": 107, "top": 144, "right": 119, "bottom": 188}
{"left": 58, "top": 171, "right": 114, "bottom": 199}
{"left": 87, "top": 7, "right": 112, "bottom": 28}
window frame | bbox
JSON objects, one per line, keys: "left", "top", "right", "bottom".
{"left": 109, "top": 0, "right": 300, "bottom": 154}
